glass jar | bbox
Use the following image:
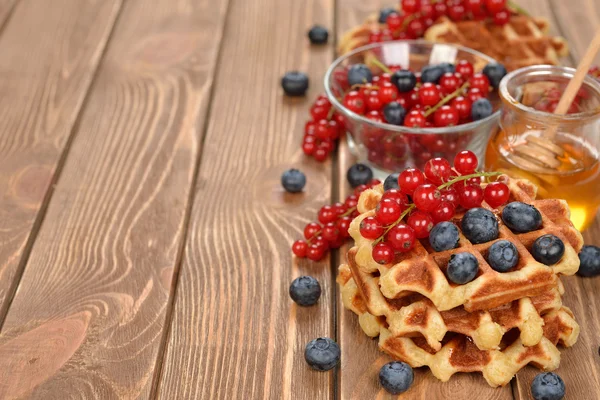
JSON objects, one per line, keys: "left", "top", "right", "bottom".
{"left": 485, "top": 65, "right": 600, "bottom": 231}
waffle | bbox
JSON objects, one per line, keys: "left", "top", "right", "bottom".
{"left": 338, "top": 264, "right": 580, "bottom": 387}
{"left": 349, "top": 176, "right": 583, "bottom": 312}
{"left": 424, "top": 16, "right": 568, "bottom": 71}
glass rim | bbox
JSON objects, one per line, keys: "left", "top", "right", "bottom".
{"left": 498, "top": 64, "right": 600, "bottom": 122}
{"left": 323, "top": 40, "right": 501, "bottom": 135}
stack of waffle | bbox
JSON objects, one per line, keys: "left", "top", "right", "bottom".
{"left": 337, "top": 176, "right": 582, "bottom": 386}
{"left": 338, "top": 12, "right": 568, "bottom": 71}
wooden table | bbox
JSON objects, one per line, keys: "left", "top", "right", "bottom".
{"left": 0, "top": 0, "right": 598, "bottom": 398}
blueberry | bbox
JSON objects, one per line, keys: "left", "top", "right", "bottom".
{"left": 531, "top": 372, "right": 565, "bottom": 400}
{"left": 383, "top": 102, "right": 406, "bottom": 125}
{"left": 384, "top": 172, "right": 400, "bottom": 191}
{"left": 488, "top": 240, "right": 519, "bottom": 272}
{"left": 577, "top": 245, "right": 600, "bottom": 277}
{"left": 347, "top": 64, "right": 373, "bottom": 87}
{"left": 471, "top": 98, "right": 493, "bottom": 121}
{"left": 502, "top": 202, "right": 543, "bottom": 233}
{"left": 532, "top": 234, "right": 565, "bottom": 265}
{"left": 421, "top": 65, "right": 445, "bottom": 84}
{"left": 281, "top": 168, "right": 306, "bottom": 193}
{"left": 305, "top": 337, "right": 340, "bottom": 371}
{"left": 447, "top": 252, "right": 479, "bottom": 284}
{"left": 391, "top": 70, "right": 417, "bottom": 93}
{"left": 429, "top": 222, "right": 460, "bottom": 252}
{"left": 308, "top": 25, "right": 329, "bottom": 44}
{"left": 281, "top": 71, "right": 309, "bottom": 96}
{"left": 289, "top": 276, "right": 321, "bottom": 306}
{"left": 378, "top": 7, "right": 397, "bottom": 23}
{"left": 347, "top": 163, "right": 373, "bottom": 187}
{"left": 483, "top": 62, "right": 508, "bottom": 89}
{"left": 379, "top": 361, "right": 414, "bottom": 394}
{"left": 461, "top": 208, "right": 499, "bottom": 244}
{"left": 439, "top": 62, "right": 456, "bottom": 74}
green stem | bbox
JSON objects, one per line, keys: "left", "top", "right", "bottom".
{"left": 341, "top": 206, "right": 356, "bottom": 217}
{"left": 507, "top": 0, "right": 530, "bottom": 16}
{"left": 423, "top": 82, "right": 470, "bottom": 118}
{"left": 370, "top": 57, "right": 392, "bottom": 74}
{"left": 437, "top": 171, "right": 503, "bottom": 190}
{"left": 372, "top": 204, "right": 416, "bottom": 246}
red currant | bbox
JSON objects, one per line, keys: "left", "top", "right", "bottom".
{"left": 381, "top": 189, "right": 409, "bottom": 208}
{"left": 440, "top": 187, "right": 459, "bottom": 207}
{"left": 372, "top": 242, "right": 394, "bottom": 264}
{"left": 304, "top": 222, "right": 321, "bottom": 239}
{"left": 310, "top": 98, "right": 331, "bottom": 121}
{"left": 345, "top": 194, "right": 358, "bottom": 209}
{"left": 424, "top": 157, "right": 452, "bottom": 184}
{"left": 368, "top": 178, "right": 382, "bottom": 187}
{"left": 493, "top": 9, "right": 510, "bottom": 25}
{"left": 421, "top": 1, "right": 435, "bottom": 19}
{"left": 402, "top": 0, "right": 421, "bottom": 13}
{"left": 418, "top": 83, "right": 441, "bottom": 107}
{"left": 386, "top": 12, "right": 403, "bottom": 31}
{"left": 399, "top": 168, "right": 425, "bottom": 195}
{"left": 366, "top": 110, "right": 385, "bottom": 123}
{"left": 467, "top": 87, "right": 485, "bottom": 103}
{"left": 406, "top": 18, "right": 426, "bottom": 38}
{"left": 322, "top": 222, "right": 341, "bottom": 242}
{"left": 413, "top": 183, "right": 442, "bottom": 212}
{"left": 432, "top": 201, "right": 456, "bottom": 223}
{"left": 469, "top": 73, "right": 491, "bottom": 93}
{"left": 454, "top": 150, "right": 478, "bottom": 174}
{"left": 376, "top": 198, "right": 403, "bottom": 225}
{"left": 319, "top": 140, "right": 335, "bottom": 153}
{"left": 343, "top": 90, "right": 366, "bottom": 115}
{"left": 366, "top": 90, "right": 383, "bottom": 111}
{"left": 485, "top": 0, "right": 507, "bottom": 14}
{"left": 466, "top": 0, "right": 484, "bottom": 13}
{"left": 307, "top": 245, "right": 325, "bottom": 261}
{"left": 368, "top": 29, "right": 382, "bottom": 43}
{"left": 484, "top": 181, "right": 510, "bottom": 208}
{"left": 433, "top": 1, "right": 448, "bottom": 18}
{"left": 332, "top": 202, "right": 347, "bottom": 217}
{"left": 336, "top": 216, "right": 352, "bottom": 238}
{"left": 386, "top": 224, "right": 416, "bottom": 252}
{"left": 456, "top": 60, "right": 474, "bottom": 80}
{"left": 448, "top": 3, "right": 466, "bottom": 20}
{"left": 379, "top": 81, "right": 399, "bottom": 103}
{"left": 315, "top": 119, "right": 330, "bottom": 140}
{"left": 305, "top": 120, "right": 317, "bottom": 135}
{"left": 292, "top": 240, "right": 308, "bottom": 257}
{"left": 404, "top": 109, "right": 427, "bottom": 127}
{"left": 302, "top": 141, "right": 316, "bottom": 156}
{"left": 433, "top": 105, "right": 459, "bottom": 127}
{"left": 458, "top": 184, "right": 484, "bottom": 209}
{"left": 439, "top": 72, "right": 461, "bottom": 94}
{"left": 313, "top": 147, "right": 329, "bottom": 162}
{"left": 407, "top": 210, "right": 434, "bottom": 238}
{"left": 360, "top": 216, "right": 384, "bottom": 239}
{"left": 354, "top": 184, "right": 369, "bottom": 195}
{"left": 312, "top": 236, "right": 330, "bottom": 251}
{"left": 451, "top": 96, "right": 472, "bottom": 120}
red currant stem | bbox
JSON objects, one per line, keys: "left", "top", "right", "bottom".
{"left": 326, "top": 104, "right": 336, "bottom": 120}
{"left": 437, "top": 171, "right": 503, "bottom": 190}
{"left": 306, "top": 230, "right": 322, "bottom": 245}
{"left": 372, "top": 204, "right": 416, "bottom": 247}
{"left": 340, "top": 206, "right": 357, "bottom": 217}
{"left": 350, "top": 83, "right": 380, "bottom": 91}
{"left": 370, "top": 57, "right": 392, "bottom": 74}
{"left": 507, "top": 1, "right": 530, "bottom": 16}
{"left": 423, "top": 81, "right": 470, "bottom": 118}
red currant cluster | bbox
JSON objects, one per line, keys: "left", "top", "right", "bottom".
{"left": 370, "top": 0, "right": 516, "bottom": 44}
{"left": 302, "top": 95, "right": 345, "bottom": 162}
{"left": 292, "top": 178, "right": 382, "bottom": 261}
{"left": 359, "top": 151, "right": 510, "bottom": 264}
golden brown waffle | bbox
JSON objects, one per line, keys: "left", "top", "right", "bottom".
{"left": 349, "top": 176, "right": 583, "bottom": 312}
{"left": 338, "top": 264, "right": 580, "bottom": 387}
{"left": 425, "top": 16, "right": 568, "bottom": 71}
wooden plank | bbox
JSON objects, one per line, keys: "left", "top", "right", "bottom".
{"left": 0, "top": 0, "right": 17, "bottom": 29}
{"left": 512, "top": 1, "right": 600, "bottom": 399}
{"left": 0, "top": 0, "right": 229, "bottom": 398}
{"left": 156, "top": 0, "right": 335, "bottom": 398}
{"left": 0, "top": 0, "right": 121, "bottom": 322}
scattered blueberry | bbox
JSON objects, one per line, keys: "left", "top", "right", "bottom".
{"left": 347, "top": 64, "right": 373, "bottom": 87}
{"left": 483, "top": 62, "right": 508, "bottom": 89}
{"left": 447, "top": 252, "right": 479, "bottom": 284}
{"left": 383, "top": 102, "right": 406, "bottom": 125}
{"left": 281, "top": 71, "right": 309, "bottom": 96}
{"left": 471, "top": 98, "right": 493, "bottom": 121}
{"left": 347, "top": 163, "right": 373, "bottom": 187}
{"left": 378, "top": 8, "right": 397, "bottom": 23}
{"left": 421, "top": 65, "right": 445, "bottom": 84}
{"left": 308, "top": 25, "right": 329, "bottom": 44}
{"left": 305, "top": 337, "right": 341, "bottom": 371}
{"left": 532, "top": 234, "right": 565, "bottom": 265}
{"left": 384, "top": 172, "right": 400, "bottom": 191}
{"left": 577, "top": 245, "right": 600, "bottom": 277}
{"left": 502, "top": 202, "right": 543, "bottom": 233}
{"left": 488, "top": 240, "right": 519, "bottom": 272}
{"left": 461, "top": 208, "right": 499, "bottom": 244}
{"left": 439, "top": 62, "right": 456, "bottom": 74}
{"left": 531, "top": 372, "right": 565, "bottom": 400}
{"left": 429, "top": 222, "right": 460, "bottom": 252}
{"left": 281, "top": 168, "right": 306, "bottom": 193}
{"left": 379, "top": 361, "right": 414, "bottom": 394}
{"left": 289, "top": 276, "right": 321, "bottom": 306}
{"left": 391, "top": 70, "right": 417, "bottom": 93}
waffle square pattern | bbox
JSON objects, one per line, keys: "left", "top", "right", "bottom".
{"left": 337, "top": 176, "right": 582, "bottom": 387}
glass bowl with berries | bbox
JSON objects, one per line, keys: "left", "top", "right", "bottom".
{"left": 324, "top": 40, "right": 506, "bottom": 175}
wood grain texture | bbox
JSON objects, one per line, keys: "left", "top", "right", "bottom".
{"left": 0, "top": 0, "right": 122, "bottom": 324}
{"left": 0, "top": 0, "right": 17, "bottom": 29}
{"left": 156, "top": 0, "right": 335, "bottom": 398}
{"left": 512, "top": 1, "right": 600, "bottom": 399}
{"left": 0, "top": 0, "right": 228, "bottom": 398}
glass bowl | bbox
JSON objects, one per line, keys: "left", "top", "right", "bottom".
{"left": 324, "top": 40, "right": 501, "bottom": 176}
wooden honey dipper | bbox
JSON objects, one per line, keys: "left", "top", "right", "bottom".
{"left": 512, "top": 28, "right": 600, "bottom": 173}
